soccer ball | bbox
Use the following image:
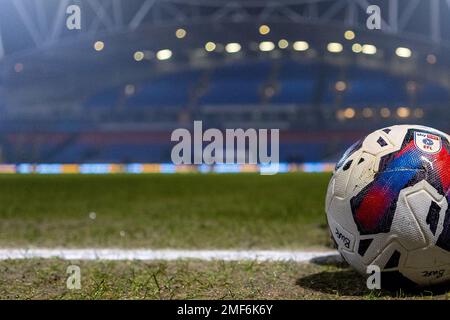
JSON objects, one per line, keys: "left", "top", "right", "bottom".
{"left": 326, "top": 125, "right": 450, "bottom": 287}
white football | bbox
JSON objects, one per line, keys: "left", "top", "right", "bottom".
{"left": 326, "top": 124, "right": 450, "bottom": 287}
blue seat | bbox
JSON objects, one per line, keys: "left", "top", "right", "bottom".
{"left": 271, "top": 79, "right": 315, "bottom": 104}
{"left": 199, "top": 62, "right": 271, "bottom": 105}
{"left": 342, "top": 68, "right": 408, "bottom": 105}
{"left": 418, "top": 83, "right": 450, "bottom": 105}
{"left": 273, "top": 61, "right": 340, "bottom": 105}
{"left": 127, "top": 71, "right": 201, "bottom": 107}
{"left": 85, "top": 87, "right": 120, "bottom": 108}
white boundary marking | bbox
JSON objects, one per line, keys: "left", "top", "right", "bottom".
{"left": 0, "top": 248, "right": 339, "bottom": 262}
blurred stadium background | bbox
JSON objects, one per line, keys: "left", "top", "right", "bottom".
{"left": 3, "top": 0, "right": 450, "bottom": 299}
{"left": 0, "top": 0, "right": 450, "bottom": 173}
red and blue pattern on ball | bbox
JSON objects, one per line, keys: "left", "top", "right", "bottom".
{"left": 350, "top": 129, "right": 450, "bottom": 251}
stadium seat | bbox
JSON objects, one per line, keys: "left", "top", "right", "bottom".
{"left": 85, "top": 87, "right": 121, "bottom": 108}
{"left": 199, "top": 61, "right": 271, "bottom": 105}
{"left": 126, "top": 70, "right": 201, "bottom": 108}
{"left": 342, "top": 68, "right": 409, "bottom": 105}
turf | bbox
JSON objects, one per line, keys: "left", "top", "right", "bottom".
{"left": 2, "top": 259, "right": 449, "bottom": 299}
{"left": 1, "top": 173, "right": 450, "bottom": 299}
{"left": 0, "top": 173, "right": 331, "bottom": 248}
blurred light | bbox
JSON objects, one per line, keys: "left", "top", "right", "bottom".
{"left": 205, "top": 41, "right": 216, "bottom": 52}
{"left": 362, "top": 44, "right": 377, "bottom": 55}
{"left": 94, "top": 40, "right": 104, "bottom": 51}
{"left": 352, "top": 43, "right": 362, "bottom": 53}
{"left": 327, "top": 42, "right": 343, "bottom": 53}
{"left": 380, "top": 108, "right": 391, "bottom": 118}
{"left": 259, "top": 24, "right": 270, "bottom": 35}
{"left": 414, "top": 108, "right": 424, "bottom": 118}
{"left": 335, "top": 81, "right": 347, "bottom": 92}
{"left": 336, "top": 110, "right": 346, "bottom": 121}
{"left": 79, "top": 164, "right": 111, "bottom": 174}
{"left": 427, "top": 54, "right": 437, "bottom": 65}
{"left": 193, "top": 48, "right": 207, "bottom": 58}
{"left": 362, "top": 107, "right": 374, "bottom": 118}
{"left": 124, "top": 84, "right": 135, "bottom": 96}
{"left": 344, "top": 107, "right": 355, "bottom": 119}
{"left": 406, "top": 80, "right": 418, "bottom": 93}
{"left": 397, "top": 107, "right": 411, "bottom": 118}
{"left": 396, "top": 47, "right": 412, "bottom": 58}
{"left": 278, "top": 39, "right": 289, "bottom": 49}
{"left": 14, "top": 63, "right": 24, "bottom": 73}
{"left": 175, "top": 28, "right": 187, "bottom": 39}
{"left": 293, "top": 41, "right": 309, "bottom": 51}
{"left": 133, "top": 51, "right": 144, "bottom": 61}
{"left": 259, "top": 41, "right": 275, "bottom": 52}
{"left": 156, "top": 49, "right": 172, "bottom": 60}
{"left": 344, "top": 30, "right": 355, "bottom": 40}
{"left": 225, "top": 43, "right": 241, "bottom": 53}
{"left": 264, "top": 86, "right": 276, "bottom": 98}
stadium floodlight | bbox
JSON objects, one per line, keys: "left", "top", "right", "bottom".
{"left": 351, "top": 43, "right": 362, "bottom": 53}
{"left": 293, "top": 41, "right": 309, "bottom": 51}
{"left": 14, "top": 63, "right": 24, "bottom": 73}
{"left": 259, "top": 24, "right": 270, "bottom": 35}
{"left": 362, "top": 107, "right": 374, "bottom": 118}
{"left": 380, "top": 107, "right": 391, "bottom": 118}
{"left": 133, "top": 51, "right": 144, "bottom": 61}
{"left": 205, "top": 42, "right": 216, "bottom": 52}
{"left": 343, "top": 107, "right": 355, "bottom": 119}
{"left": 406, "top": 80, "right": 418, "bottom": 93}
{"left": 344, "top": 30, "right": 355, "bottom": 40}
{"left": 327, "top": 42, "right": 343, "bottom": 53}
{"left": 175, "top": 28, "right": 187, "bottom": 39}
{"left": 414, "top": 108, "right": 424, "bottom": 118}
{"left": 426, "top": 54, "right": 437, "bottom": 64}
{"left": 335, "top": 81, "right": 347, "bottom": 92}
{"left": 336, "top": 109, "right": 346, "bottom": 121}
{"left": 395, "top": 47, "right": 412, "bottom": 58}
{"left": 397, "top": 107, "right": 411, "bottom": 118}
{"left": 94, "top": 40, "right": 104, "bottom": 51}
{"left": 124, "top": 84, "right": 135, "bottom": 96}
{"left": 362, "top": 44, "right": 377, "bottom": 55}
{"left": 259, "top": 41, "right": 275, "bottom": 52}
{"left": 225, "top": 43, "right": 241, "bottom": 53}
{"left": 156, "top": 49, "right": 172, "bottom": 60}
{"left": 278, "top": 39, "right": 289, "bottom": 49}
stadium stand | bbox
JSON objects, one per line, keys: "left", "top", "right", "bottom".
{"left": 1, "top": 0, "right": 450, "bottom": 165}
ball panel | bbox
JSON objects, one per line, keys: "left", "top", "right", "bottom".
{"left": 343, "top": 152, "right": 377, "bottom": 197}
{"left": 391, "top": 186, "right": 428, "bottom": 250}
{"left": 358, "top": 233, "right": 396, "bottom": 265}
{"left": 405, "top": 182, "right": 448, "bottom": 246}
{"left": 332, "top": 149, "right": 363, "bottom": 199}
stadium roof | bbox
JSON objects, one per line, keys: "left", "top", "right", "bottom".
{"left": 2, "top": 0, "right": 450, "bottom": 108}
{"left": 1, "top": 0, "right": 450, "bottom": 57}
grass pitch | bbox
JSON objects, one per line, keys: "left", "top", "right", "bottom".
{"left": 0, "top": 173, "right": 449, "bottom": 299}
{"left": 2, "top": 259, "right": 449, "bottom": 300}
{"left": 0, "top": 173, "right": 330, "bottom": 248}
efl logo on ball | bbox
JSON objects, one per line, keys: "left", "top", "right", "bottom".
{"left": 414, "top": 131, "right": 442, "bottom": 154}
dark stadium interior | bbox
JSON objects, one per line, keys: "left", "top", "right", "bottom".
{"left": 0, "top": 0, "right": 450, "bottom": 165}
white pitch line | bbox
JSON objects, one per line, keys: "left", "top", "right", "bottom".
{"left": 0, "top": 248, "right": 339, "bottom": 262}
